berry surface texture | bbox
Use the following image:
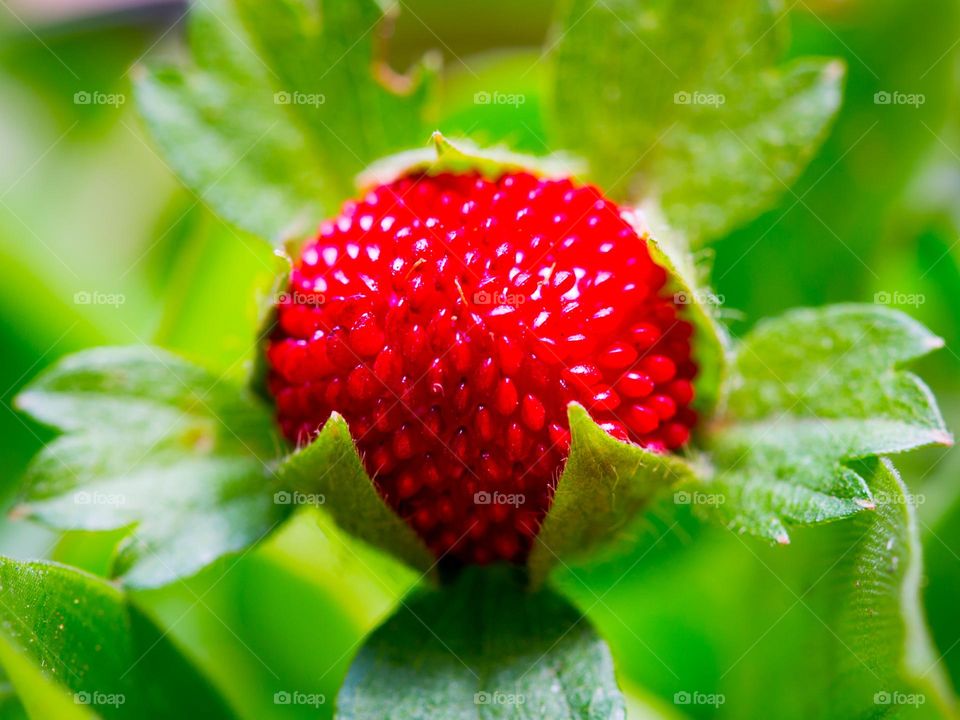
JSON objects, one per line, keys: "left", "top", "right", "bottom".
{"left": 267, "top": 171, "right": 698, "bottom": 566}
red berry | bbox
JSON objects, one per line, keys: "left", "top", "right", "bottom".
{"left": 266, "top": 171, "right": 698, "bottom": 566}
{"left": 521, "top": 393, "right": 547, "bottom": 432}
{"left": 598, "top": 341, "right": 638, "bottom": 370}
{"left": 640, "top": 355, "right": 676, "bottom": 384}
{"left": 494, "top": 377, "right": 519, "bottom": 415}
{"left": 625, "top": 404, "right": 659, "bottom": 435}
{"left": 617, "top": 371, "right": 654, "bottom": 398}
{"left": 667, "top": 379, "right": 695, "bottom": 405}
{"left": 648, "top": 394, "right": 677, "bottom": 420}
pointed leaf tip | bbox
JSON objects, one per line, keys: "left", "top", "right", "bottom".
{"left": 528, "top": 403, "right": 698, "bottom": 585}
{"left": 357, "top": 135, "right": 585, "bottom": 190}
{"left": 277, "top": 413, "right": 435, "bottom": 576}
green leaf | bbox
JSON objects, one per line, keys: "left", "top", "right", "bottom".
{"left": 0, "top": 643, "right": 91, "bottom": 720}
{"left": 0, "top": 557, "right": 234, "bottom": 719}
{"left": 0, "top": 667, "right": 28, "bottom": 720}
{"left": 135, "top": 0, "right": 432, "bottom": 243}
{"left": 653, "top": 58, "right": 844, "bottom": 244}
{"left": 821, "top": 459, "right": 956, "bottom": 718}
{"left": 702, "top": 305, "right": 951, "bottom": 542}
{"left": 554, "top": 459, "right": 957, "bottom": 718}
{"left": 276, "top": 413, "right": 435, "bottom": 577}
{"left": 548, "top": 0, "right": 844, "bottom": 244}
{"left": 337, "top": 566, "right": 626, "bottom": 719}
{"left": 130, "top": 512, "right": 399, "bottom": 720}
{"left": 14, "top": 346, "right": 287, "bottom": 588}
{"left": 528, "top": 404, "right": 698, "bottom": 587}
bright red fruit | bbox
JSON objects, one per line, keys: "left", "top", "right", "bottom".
{"left": 266, "top": 171, "right": 697, "bottom": 567}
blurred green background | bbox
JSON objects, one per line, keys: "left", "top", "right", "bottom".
{"left": 1, "top": 0, "right": 959, "bottom": 717}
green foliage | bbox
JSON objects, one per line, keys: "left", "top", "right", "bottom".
{"left": 548, "top": 0, "right": 843, "bottom": 244}
{"left": 701, "top": 305, "right": 951, "bottom": 542}
{"left": 135, "top": 0, "right": 845, "bottom": 248}
{"left": 822, "top": 459, "right": 954, "bottom": 719}
{"left": 337, "top": 566, "right": 625, "bottom": 719}
{"left": 136, "top": 0, "right": 432, "bottom": 243}
{"left": 0, "top": 557, "right": 234, "bottom": 718}
{"left": 5, "top": 0, "right": 959, "bottom": 717}
{"left": 130, "top": 511, "right": 412, "bottom": 720}
{"left": 14, "top": 347, "right": 287, "bottom": 588}
{"left": 557, "top": 459, "right": 955, "bottom": 718}
{"left": 276, "top": 413, "right": 435, "bottom": 577}
{"left": 529, "top": 405, "right": 697, "bottom": 586}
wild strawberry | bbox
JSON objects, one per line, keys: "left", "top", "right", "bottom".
{"left": 266, "top": 171, "right": 697, "bottom": 567}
